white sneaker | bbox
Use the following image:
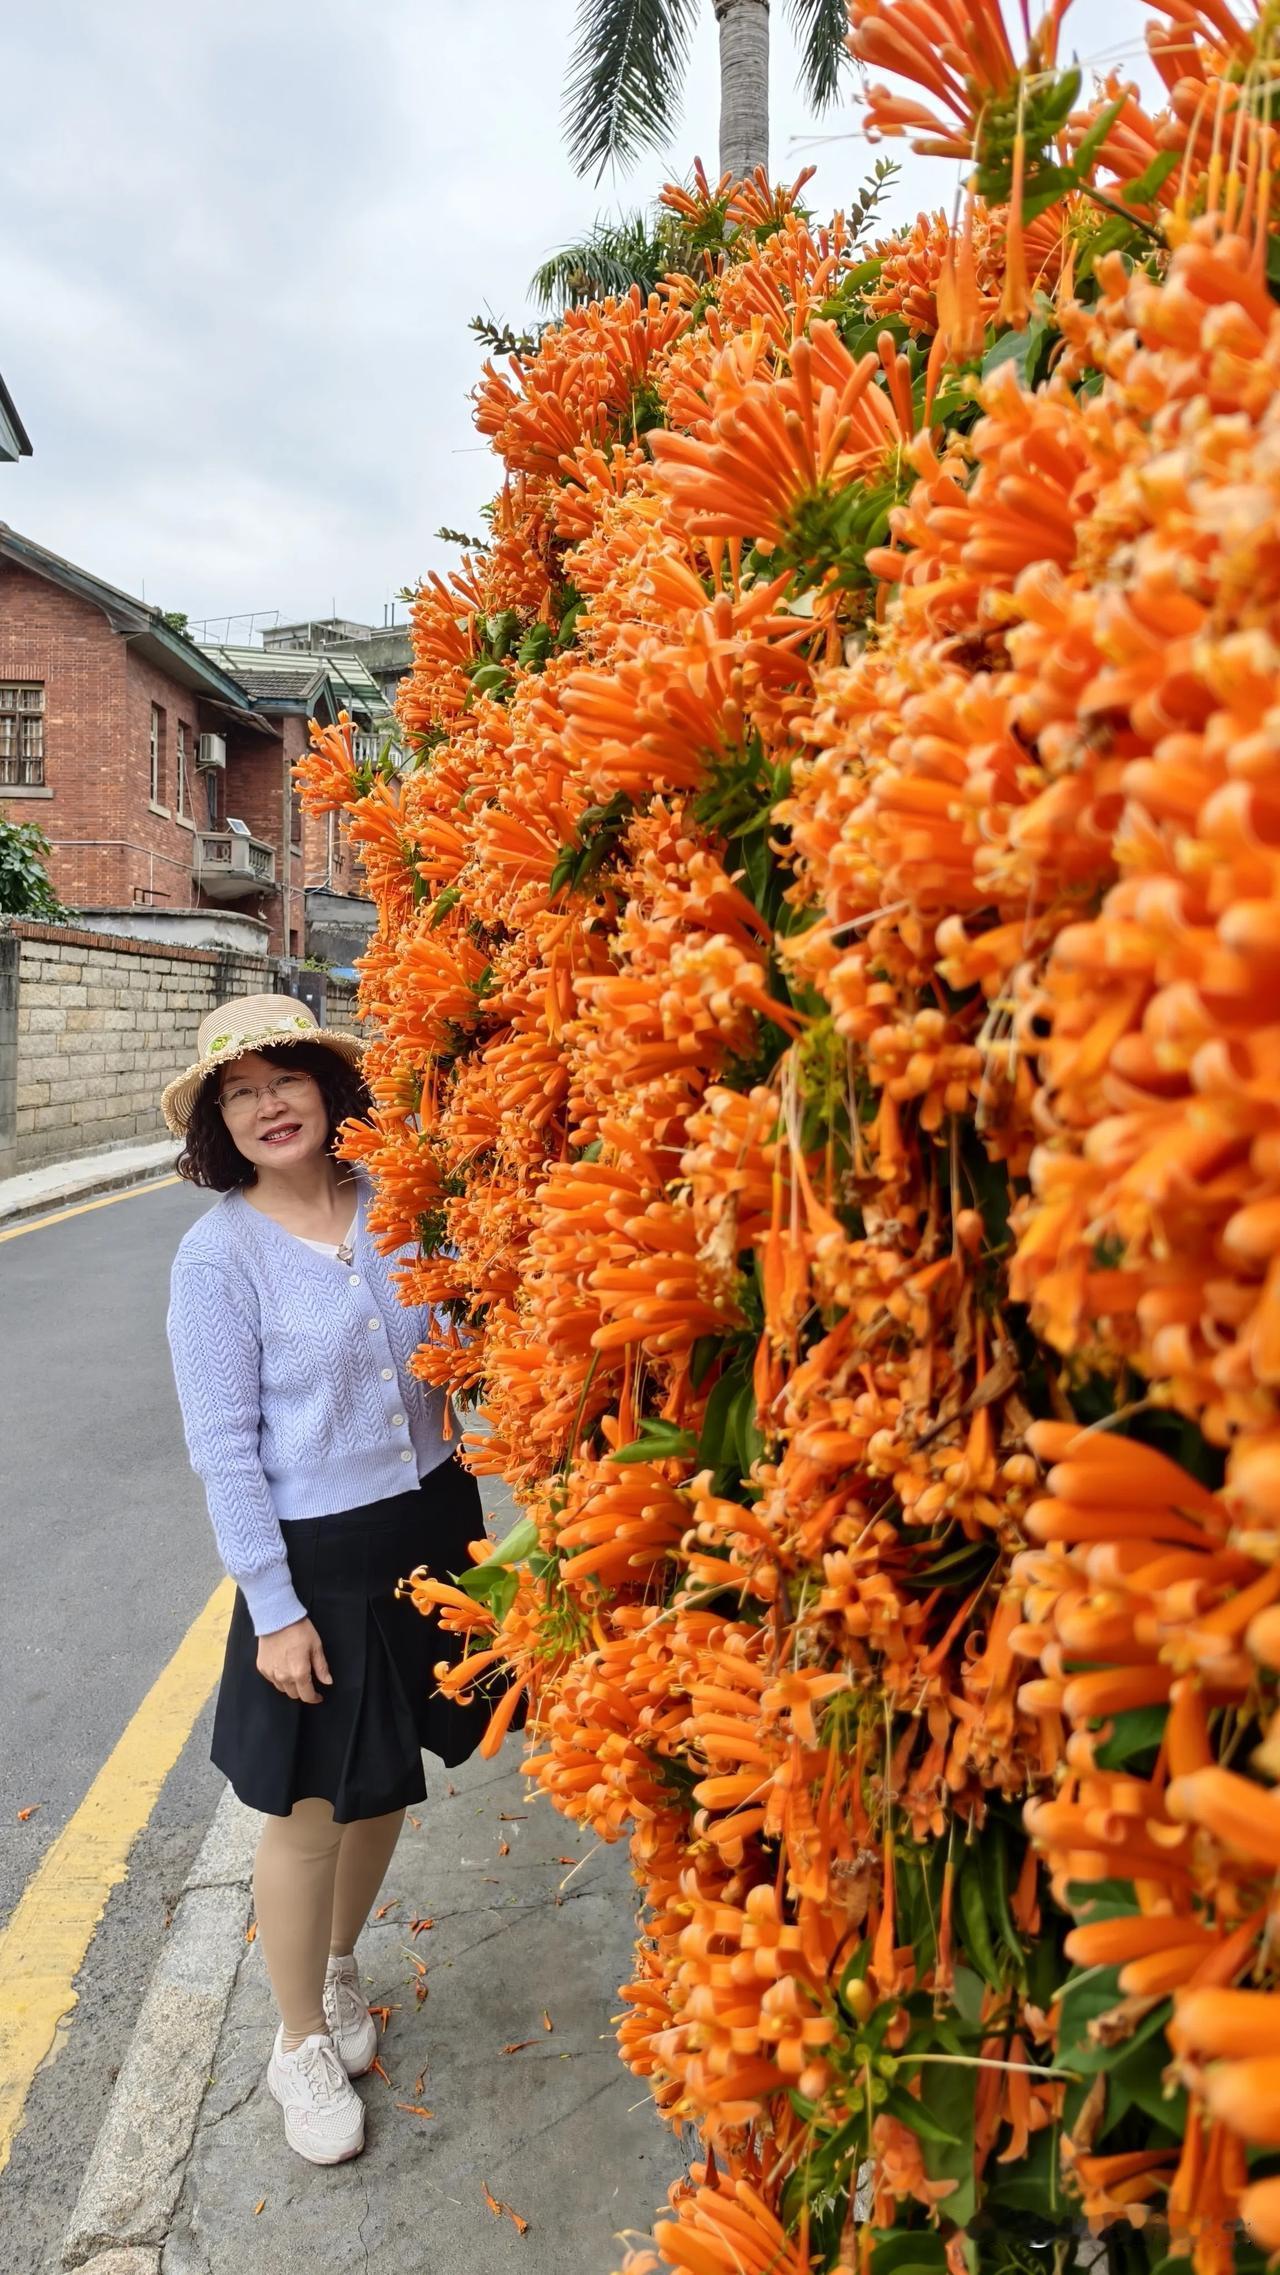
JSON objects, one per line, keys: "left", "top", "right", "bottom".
{"left": 267, "top": 2027, "right": 365, "bottom": 2164}
{"left": 323, "top": 1956, "right": 378, "bottom": 2078}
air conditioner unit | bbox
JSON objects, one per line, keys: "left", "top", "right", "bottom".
{"left": 196, "top": 732, "right": 227, "bottom": 771}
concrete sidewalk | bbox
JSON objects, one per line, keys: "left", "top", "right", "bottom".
{"left": 65, "top": 1729, "right": 683, "bottom": 2275}
{"left": 60, "top": 1471, "right": 687, "bottom": 2275}
{"left": 0, "top": 1136, "right": 177, "bottom": 1226}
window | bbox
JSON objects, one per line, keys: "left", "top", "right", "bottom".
{"left": 204, "top": 764, "right": 219, "bottom": 828}
{"left": 149, "top": 704, "right": 166, "bottom": 805}
{"left": 0, "top": 683, "right": 45, "bottom": 786}
{"left": 175, "top": 721, "right": 189, "bottom": 817}
{"left": 290, "top": 774, "right": 303, "bottom": 848}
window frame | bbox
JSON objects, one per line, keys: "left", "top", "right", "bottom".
{"left": 149, "top": 702, "right": 167, "bottom": 807}
{"left": 175, "top": 720, "right": 189, "bottom": 818}
{"left": 0, "top": 682, "right": 46, "bottom": 788}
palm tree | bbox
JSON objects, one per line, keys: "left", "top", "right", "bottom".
{"left": 529, "top": 210, "right": 674, "bottom": 312}
{"left": 563, "top": 0, "right": 850, "bottom": 186}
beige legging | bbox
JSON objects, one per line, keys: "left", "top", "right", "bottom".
{"left": 253, "top": 1798, "right": 405, "bottom": 2047}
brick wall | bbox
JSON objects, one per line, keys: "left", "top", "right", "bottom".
{"left": 0, "top": 562, "right": 129, "bottom": 910}
{"left": 0, "top": 918, "right": 365, "bottom": 1178}
{"left": 0, "top": 561, "right": 331, "bottom": 958}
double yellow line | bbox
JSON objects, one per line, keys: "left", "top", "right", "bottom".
{"left": 0, "top": 1173, "right": 228, "bottom": 2174}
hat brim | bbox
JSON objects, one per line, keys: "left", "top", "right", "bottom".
{"left": 161, "top": 1026, "right": 366, "bottom": 1138}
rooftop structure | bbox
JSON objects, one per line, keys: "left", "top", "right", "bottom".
{"left": 0, "top": 372, "right": 31, "bottom": 464}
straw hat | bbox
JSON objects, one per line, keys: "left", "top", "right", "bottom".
{"left": 161, "top": 992, "right": 365, "bottom": 1137}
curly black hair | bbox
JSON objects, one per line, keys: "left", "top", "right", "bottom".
{"left": 176, "top": 1039, "right": 373, "bottom": 1192}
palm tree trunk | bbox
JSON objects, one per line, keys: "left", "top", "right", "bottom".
{"left": 714, "top": 0, "right": 770, "bottom": 184}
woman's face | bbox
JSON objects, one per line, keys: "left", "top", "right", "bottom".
{"left": 214, "top": 1050, "right": 331, "bottom": 1174}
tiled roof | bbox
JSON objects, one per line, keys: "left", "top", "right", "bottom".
{"left": 198, "top": 643, "right": 385, "bottom": 709}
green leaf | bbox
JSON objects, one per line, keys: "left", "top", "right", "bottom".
{"left": 981, "top": 312, "right": 1052, "bottom": 388}
{"left": 786, "top": 0, "right": 853, "bottom": 111}
{"left": 557, "top": 598, "right": 586, "bottom": 647}
{"left": 1018, "top": 161, "right": 1080, "bottom": 225}
{"left": 453, "top": 1512, "right": 541, "bottom": 1608}
{"left": 608, "top": 1420, "right": 699, "bottom": 1465}
{"left": 976, "top": 1816, "right": 1031, "bottom": 1982}
{"left": 882, "top": 2082, "right": 960, "bottom": 2147}
{"left": 956, "top": 1846, "right": 1003, "bottom": 1987}
{"left": 428, "top": 885, "right": 462, "bottom": 929}
{"left": 517, "top": 621, "right": 554, "bottom": 672}
{"left": 689, "top": 1335, "right": 721, "bottom": 1392}
{"left": 562, "top": 0, "right": 700, "bottom": 181}
{"left": 698, "top": 1365, "right": 745, "bottom": 1474}
{"left": 1093, "top": 1702, "right": 1168, "bottom": 1770}
{"left": 870, "top": 2243, "right": 948, "bottom": 2275}
{"left": 1110, "top": 2022, "right": 1183, "bottom": 2129}
{"left": 454, "top": 1562, "right": 519, "bottom": 1621}
{"left": 1077, "top": 210, "right": 1144, "bottom": 280}
{"left": 870, "top": 2231, "right": 949, "bottom": 2275}
{"left": 950, "top": 1965, "right": 986, "bottom": 2026}
{"left": 1070, "top": 93, "right": 1126, "bottom": 189}
{"left": 914, "top": 2058, "right": 977, "bottom": 2227}
{"left": 729, "top": 1378, "right": 765, "bottom": 1474}
{"left": 985, "top": 2125, "right": 1058, "bottom": 2213}
{"left": 487, "top": 609, "right": 520, "bottom": 660}
{"left": 1120, "top": 149, "right": 1180, "bottom": 207}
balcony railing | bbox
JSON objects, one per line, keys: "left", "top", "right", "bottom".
{"left": 195, "top": 830, "right": 276, "bottom": 900}
{"left": 353, "top": 731, "right": 408, "bottom": 770}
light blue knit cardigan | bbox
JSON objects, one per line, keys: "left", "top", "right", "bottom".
{"left": 166, "top": 1167, "right": 457, "bottom": 1636}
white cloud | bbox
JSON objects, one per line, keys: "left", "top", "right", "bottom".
{"left": 0, "top": 0, "right": 1158, "bottom": 627}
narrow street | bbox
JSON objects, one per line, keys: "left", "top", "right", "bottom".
{"left": 0, "top": 1177, "right": 223, "bottom": 2271}
{"left": 0, "top": 1177, "right": 683, "bottom": 2275}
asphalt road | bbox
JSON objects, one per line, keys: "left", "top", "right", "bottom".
{"left": 0, "top": 1175, "right": 227, "bottom": 2272}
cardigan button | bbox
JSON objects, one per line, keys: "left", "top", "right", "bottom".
{"left": 400, "top": 1449, "right": 413, "bottom": 1463}
{"left": 381, "top": 1367, "right": 394, "bottom": 1382}
{"left": 367, "top": 1317, "right": 381, "bottom": 1332}
{"left": 392, "top": 1412, "right": 406, "bottom": 1427}
{"left": 349, "top": 1273, "right": 361, "bottom": 1286}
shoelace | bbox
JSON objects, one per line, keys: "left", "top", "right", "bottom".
{"left": 293, "top": 2036, "right": 346, "bottom": 2106}
{"left": 325, "top": 1971, "right": 365, "bottom": 2034}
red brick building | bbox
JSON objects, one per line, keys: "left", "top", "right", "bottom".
{"left": 194, "top": 641, "right": 380, "bottom": 954}
{"left": 0, "top": 524, "right": 381, "bottom": 956}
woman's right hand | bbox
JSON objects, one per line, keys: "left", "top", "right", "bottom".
{"left": 256, "top": 1617, "right": 333, "bottom": 1703}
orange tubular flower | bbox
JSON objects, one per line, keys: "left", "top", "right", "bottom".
{"left": 650, "top": 324, "right": 901, "bottom": 550}
{"left": 849, "top": 0, "right": 1071, "bottom": 158}
{"left": 316, "top": 82, "right": 1280, "bottom": 2267}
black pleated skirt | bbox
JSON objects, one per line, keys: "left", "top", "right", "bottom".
{"left": 211, "top": 1453, "right": 520, "bottom": 1822}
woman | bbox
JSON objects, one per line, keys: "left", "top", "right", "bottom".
{"left": 163, "top": 992, "right": 493, "bottom": 2167}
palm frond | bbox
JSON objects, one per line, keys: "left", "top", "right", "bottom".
{"left": 563, "top": 0, "right": 700, "bottom": 182}
{"left": 530, "top": 212, "right": 670, "bottom": 312}
{"left": 786, "top": 0, "right": 853, "bottom": 110}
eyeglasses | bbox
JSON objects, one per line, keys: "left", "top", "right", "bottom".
{"left": 218, "top": 1070, "right": 314, "bottom": 1118}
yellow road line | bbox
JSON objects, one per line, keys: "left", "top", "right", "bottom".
{"left": 0, "top": 1574, "right": 235, "bottom": 2174}
{"left": 0, "top": 1174, "right": 181, "bottom": 1242}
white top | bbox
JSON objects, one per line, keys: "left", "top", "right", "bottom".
{"left": 294, "top": 1202, "right": 358, "bottom": 1263}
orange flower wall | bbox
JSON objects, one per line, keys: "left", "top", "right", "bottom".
{"left": 299, "top": 8, "right": 1280, "bottom": 2267}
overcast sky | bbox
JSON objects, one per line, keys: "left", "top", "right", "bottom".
{"left": 1, "top": 0, "right": 1149, "bottom": 637}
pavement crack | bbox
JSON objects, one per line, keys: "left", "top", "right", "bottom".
{"left": 426, "top": 1881, "right": 598, "bottom": 1946}
{"left": 197, "top": 2072, "right": 262, "bottom": 2132}
{"left": 489, "top": 2068, "right": 623, "bottom": 2164}
{"left": 356, "top": 2167, "right": 372, "bottom": 2271}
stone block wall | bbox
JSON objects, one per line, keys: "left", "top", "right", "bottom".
{"left": 0, "top": 919, "right": 364, "bottom": 1179}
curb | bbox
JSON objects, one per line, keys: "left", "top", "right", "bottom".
{"left": 61, "top": 1789, "right": 261, "bottom": 2271}
{"left": 0, "top": 1145, "right": 178, "bottom": 1229}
